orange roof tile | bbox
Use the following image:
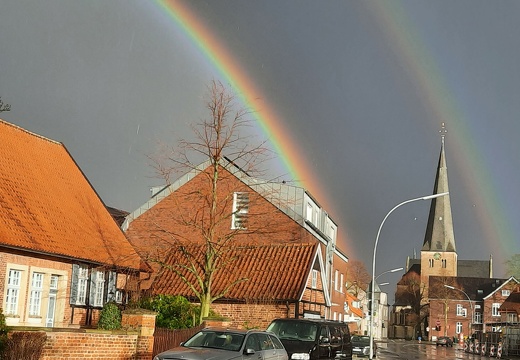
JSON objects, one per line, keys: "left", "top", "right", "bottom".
{"left": 151, "top": 242, "right": 318, "bottom": 300}
{"left": 345, "top": 292, "right": 363, "bottom": 318}
{"left": 0, "top": 120, "right": 144, "bottom": 270}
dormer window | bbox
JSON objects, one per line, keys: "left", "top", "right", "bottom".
{"left": 231, "top": 192, "right": 249, "bottom": 229}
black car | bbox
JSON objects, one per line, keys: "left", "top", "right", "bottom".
{"left": 267, "top": 318, "right": 352, "bottom": 360}
{"left": 153, "top": 327, "right": 288, "bottom": 360}
{"left": 351, "top": 335, "right": 377, "bottom": 357}
{"left": 436, "top": 336, "right": 454, "bottom": 347}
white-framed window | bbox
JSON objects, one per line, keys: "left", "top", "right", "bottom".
{"left": 456, "top": 304, "right": 467, "bottom": 317}
{"left": 77, "top": 266, "right": 88, "bottom": 305}
{"left": 231, "top": 192, "right": 249, "bottom": 229}
{"left": 50, "top": 275, "right": 59, "bottom": 290}
{"left": 5, "top": 269, "right": 21, "bottom": 315}
{"left": 29, "top": 272, "right": 44, "bottom": 316}
{"left": 456, "top": 304, "right": 463, "bottom": 316}
{"left": 115, "top": 290, "right": 123, "bottom": 304}
{"left": 338, "top": 313, "right": 342, "bottom": 322}
{"left": 456, "top": 322, "right": 463, "bottom": 334}
{"left": 311, "top": 270, "right": 318, "bottom": 289}
{"left": 70, "top": 264, "right": 89, "bottom": 306}
{"left": 92, "top": 270, "right": 105, "bottom": 307}
{"left": 474, "top": 304, "right": 481, "bottom": 309}
{"left": 474, "top": 312, "right": 482, "bottom": 324}
{"left": 429, "top": 259, "right": 434, "bottom": 267}
{"left": 328, "top": 225, "right": 335, "bottom": 241}
{"left": 507, "top": 313, "right": 517, "bottom": 323}
{"left": 340, "top": 273, "right": 344, "bottom": 293}
{"left": 306, "top": 203, "right": 313, "bottom": 222}
{"left": 334, "top": 270, "right": 339, "bottom": 291}
{"left": 492, "top": 303, "right": 500, "bottom": 317}
{"left": 441, "top": 259, "right": 447, "bottom": 268}
{"left": 502, "top": 290, "right": 510, "bottom": 297}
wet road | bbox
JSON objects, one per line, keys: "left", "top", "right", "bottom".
{"left": 361, "top": 340, "right": 503, "bottom": 360}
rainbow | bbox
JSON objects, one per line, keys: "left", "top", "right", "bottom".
{"left": 151, "top": 1, "right": 517, "bottom": 269}
{"left": 153, "top": 1, "right": 344, "bottom": 235}
{"left": 365, "top": 1, "right": 517, "bottom": 269}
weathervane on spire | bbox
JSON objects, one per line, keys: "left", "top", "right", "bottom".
{"left": 440, "top": 122, "right": 447, "bottom": 144}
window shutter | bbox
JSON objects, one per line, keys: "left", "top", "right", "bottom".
{"left": 106, "top": 272, "right": 117, "bottom": 303}
{"left": 70, "top": 264, "right": 79, "bottom": 305}
{"left": 232, "top": 192, "right": 249, "bottom": 229}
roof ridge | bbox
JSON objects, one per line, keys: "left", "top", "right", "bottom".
{"left": 0, "top": 119, "right": 62, "bottom": 145}
{"left": 238, "top": 242, "right": 315, "bottom": 249}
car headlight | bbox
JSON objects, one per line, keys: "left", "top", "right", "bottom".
{"left": 363, "top": 346, "right": 370, "bottom": 355}
{"left": 291, "top": 353, "right": 310, "bottom": 360}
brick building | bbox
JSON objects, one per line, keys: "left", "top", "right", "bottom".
{"left": 390, "top": 124, "right": 500, "bottom": 340}
{"left": 0, "top": 119, "right": 147, "bottom": 328}
{"left": 123, "top": 158, "right": 350, "bottom": 327}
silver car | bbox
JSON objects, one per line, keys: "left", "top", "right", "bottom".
{"left": 154, "top": 327, "right": 289, "bottom": 360}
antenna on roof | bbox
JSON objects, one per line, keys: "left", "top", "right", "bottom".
{"left": 223, "top": 156, "right": 251, "bottom": 177}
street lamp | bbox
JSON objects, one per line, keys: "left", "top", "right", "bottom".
{"left": 369, "top": 192, "right": 449, "bottom": 360}
{"left": 444, "top": 285, "right": 474, "bottom": 337}
{"left": 368, "top": 267, "right": 403, "bottom": 334}
{"left": 376, "top": 267, "right": 404, "bottom": 281}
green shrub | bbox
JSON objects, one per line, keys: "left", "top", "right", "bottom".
{"left": 2, "top": 332, "right": 46, "bottom": 360}
{"left": 0, "top": 308, "right": 8, "bottom": 353}
{"left": 138, "top": 295, "right": 198, "bottom": 329}
{"left": 98, "top": 301, "right": 122, "bottom": 330}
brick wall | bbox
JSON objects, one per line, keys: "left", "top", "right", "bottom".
{"left": 40, "top": 331, "right": 139, "bottom": 360}
{"left": 211, "top": 302, "right": 294, "bottom": 329}
{"left": 22, "top": 312, "right": 158, "bottom": 360}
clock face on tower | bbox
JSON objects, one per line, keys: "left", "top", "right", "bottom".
{"left": 433, "top": 253, "right": 441, "bottom": 260}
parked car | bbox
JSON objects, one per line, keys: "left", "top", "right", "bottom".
{"left": 436, "top": 336, "right": 454, "bottom": 347}
{"left": 267, "top": 318, "right": 352, "bottom": 360}
{"left": 351, "top": 335, "right": 377, "bottom": 357}
{"left": 153, "top": 327, "right": 288, "bottom": 360}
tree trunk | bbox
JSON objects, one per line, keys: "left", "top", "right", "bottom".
{"left": 199, "top": 292, "right": 212, "bottom": 324}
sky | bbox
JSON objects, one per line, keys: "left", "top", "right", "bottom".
{"left": 1, "top": 0, "right": 520, "bottom": 297}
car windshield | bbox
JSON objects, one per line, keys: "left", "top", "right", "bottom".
{"left": 267, "top": 321, "right": 317, "bottom": 342}
{"left": 184, "top": 330, "right": 245, "bottom": 351}
{"left": 351, "top": 336, "right": 370, "bottom": 344}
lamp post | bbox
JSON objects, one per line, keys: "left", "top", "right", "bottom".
{"left": 368, "top": 269, "right": 401, "bottom": 342}
{"left": 369, "top": 192, "right": 449, "bottom": 360}
{"left": 445, "top": 285, "right": 474, "bottom": 338}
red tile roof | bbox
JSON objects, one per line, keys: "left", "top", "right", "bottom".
{"left": 151, "top": 242, "right": 318, "bottom": 300}
{"left": 0, "top": 120, "right": 144, "bottom": 270}
{"left": 345, "top": 292, "right": 363, "bottom": 318}
{"left": 500, "top": 291, "right": 520, "bottom": 314}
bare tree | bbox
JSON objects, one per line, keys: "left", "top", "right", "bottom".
{"left": 345, "top": 259, "right": 371, "bottom": 298}
{"left": 142, "top": 80, "right": 297, "bottom": 323}
{"left": 505, "top": 254, "right": 520, "bottom": 279}
{"left": 0, "top": 98, "right": 11, "bottom": 113}
{"left": 394, "top": 270, "right": 429, "bottom": 339}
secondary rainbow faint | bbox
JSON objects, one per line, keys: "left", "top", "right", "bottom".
{"left": 365, "top": 0, "right": 517, "bottom": 267}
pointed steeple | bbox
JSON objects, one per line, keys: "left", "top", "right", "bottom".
{"left": 422, "top": 123, "right": 456, "bottom": 252}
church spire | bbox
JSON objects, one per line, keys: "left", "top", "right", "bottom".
{"left": 422, "top": 123, "right": 456, "bottom": 252}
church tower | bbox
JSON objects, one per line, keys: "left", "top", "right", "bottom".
{"left": 420, "top": 123, "right": 457, "bottom": 295}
